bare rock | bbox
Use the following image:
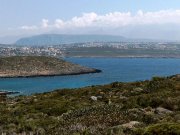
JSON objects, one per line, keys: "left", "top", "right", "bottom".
{"left": 121, "top": 121, "right": 141, "bottom": 129}
{"left": 155, "top": 107, "right": 173, "bottom": 115}
{"left": 90, "top": 96, "right": 97, "bottom": 101}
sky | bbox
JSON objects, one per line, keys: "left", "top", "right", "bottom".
{"left": 1, "top": 0, "right": 180, "bottom": 43}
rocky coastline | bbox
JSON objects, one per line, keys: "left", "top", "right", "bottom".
{"left": 0, "top": 69, "right": 102, "bottom": 78}
{"left": 0, "top": 56, "right": 101, "bottom": 78}
{"left": 0, "top": 91, "right": 19, "bottom": 96}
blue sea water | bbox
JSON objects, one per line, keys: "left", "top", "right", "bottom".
{"left": 0, "top": 58, "right": 180, "bottom": 95}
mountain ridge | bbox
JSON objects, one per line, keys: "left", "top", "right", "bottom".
{"left": 15, "top": 34, "right": 126, "bottom": 46}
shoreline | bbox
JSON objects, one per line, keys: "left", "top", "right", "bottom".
{"left": 0, "top": 69, "right": 102, "bottom": 78}
{"left": 0, "top": 91, "right": 19, "bottom": 95}
{"left": 65, "top": 56, "right": 180, "bottom": 58}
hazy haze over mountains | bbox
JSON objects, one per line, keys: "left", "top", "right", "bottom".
{"left": 15, "top": 34, "right": 127, "bottom": 46}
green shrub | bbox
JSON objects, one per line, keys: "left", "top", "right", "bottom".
{"left": 143, "top": 123, "right": 180, "bottom": 135}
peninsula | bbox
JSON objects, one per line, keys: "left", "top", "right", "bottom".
{"left": 0, "top": 56, "right": 101, "bottom": 78}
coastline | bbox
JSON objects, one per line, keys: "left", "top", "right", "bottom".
{"left": 0, "top": 91, "right": 19, "bottom": 96}
{"left": 65, "top": 55, "right": 180, "bottom": 58}
{"left": 0, "top": 56, "right": 102, "bottom": 78}
{"left": 0, "top": 69, "right": 102, "bottom": 78}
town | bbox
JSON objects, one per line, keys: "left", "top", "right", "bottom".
{"left": 0, "top": 42, "right": 180, "bottom": 57}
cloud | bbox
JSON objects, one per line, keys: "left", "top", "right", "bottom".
{"left": 19, "top": 9, "right": 180, "bottom": 31}
{"left": 55, "top": 19, "right": 65, "bottom": 28}
{"left": 20, "top": 25, "right": 38, "bottom": 30}
{"left": 70, "top": 12, "right": 98, "bottom": 27}
{"left": 41, "top": 19, "right": 49, "bottom": 28}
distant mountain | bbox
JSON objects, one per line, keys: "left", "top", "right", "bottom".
{"left": 15, "top": 34, "right": 126, "bottom": 46}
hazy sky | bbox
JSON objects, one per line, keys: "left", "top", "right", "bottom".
{"left": 1, "top": 0, "right": 180, "bottom": 42}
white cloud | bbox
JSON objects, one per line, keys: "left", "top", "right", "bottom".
{"left": 70, "top": 12, "right": 98, "bottom": 27}
{"left": 55, "top": 19, "right": 65, "bottom": 28}
{"left": 19, "top": 9, "right": 180, "bottom": 31}
{"left": 41, "top": 19, "right": 49, "bottom": 28}
{"left": 20, "top": 25, "right": 38, "bottom": 30}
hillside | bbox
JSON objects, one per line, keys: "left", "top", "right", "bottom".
{"left": 15, "top": 34, "right": 126, "bottom": 46}
{"left": 0, "top": 56, "right": 101, "bottom": 77}
{"left": 0, "top": 75, "right": 180, "bottom": 134}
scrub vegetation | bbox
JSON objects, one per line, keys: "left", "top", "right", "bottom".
{"left": 0, "top": 74, "right": 180, "bottom": 134}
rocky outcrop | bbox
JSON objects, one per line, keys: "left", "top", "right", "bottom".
{"left": 121, "top": 121, "right": 141, "bottom": 129}
{"left": 155, "top": 107, "right": 173, "bottom": 115}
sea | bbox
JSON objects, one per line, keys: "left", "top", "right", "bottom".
{"left": 0, "top": 57, "right": 180, "bottom": 95}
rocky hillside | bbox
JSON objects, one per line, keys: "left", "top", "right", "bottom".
{"left": 0, "top": 56, "right": 101, "bottom": 77}
{"left": 0, "top": 75, "right": 180, "bottom": 134}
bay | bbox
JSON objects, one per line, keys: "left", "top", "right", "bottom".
{"left": 0, "top": 58, "right": 180, "bottom": 95}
